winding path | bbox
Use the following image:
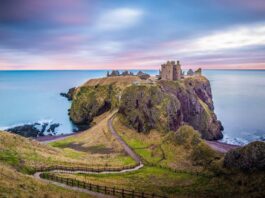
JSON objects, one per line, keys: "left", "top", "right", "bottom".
{"left": 34, "top": 113, "right": 143, "bottom": 197}
{"left": 33, "top": 112, "right": 238, "bottom": 197}
{"left": 108, "top": 115, "right": 142, "bottom": 164}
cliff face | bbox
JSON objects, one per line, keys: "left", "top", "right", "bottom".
{"left": 119, "top": 76, "right": 223, "bottom": 140}
{"left": 70, "top": 76, "right": 223, "bottom": 140}
{"left": 70, "top": 85, "right": 119, "bottom": 129}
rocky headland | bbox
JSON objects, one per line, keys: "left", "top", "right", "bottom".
{"left": 69, "top": 75, "right": 224, "bottom": 140}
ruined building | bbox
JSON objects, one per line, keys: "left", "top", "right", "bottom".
{"left": 160, "top": 60, "right": 182, "bottom": 81}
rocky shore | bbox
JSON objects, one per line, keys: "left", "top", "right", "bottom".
{"left": 6, "top": 122, "right": 60, "bottom": 138}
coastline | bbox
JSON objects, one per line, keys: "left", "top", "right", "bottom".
{"left": 35, "top": 133, "right": 78, "bottom": 143}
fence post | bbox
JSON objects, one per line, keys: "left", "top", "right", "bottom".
{"left": 89, "top": 183, "right": 92, "bottom": 190}
{"left": 105, "top": 186, "right": 107, "bottom": 194}
{"left": 97, "top": 185, "right": 99, "bottom": 192}
{"left": 142, "top": 192, "right": 144, "bottom": 198}
{"left": 152, "top": 193, "right": 155, "bottom": 198}
{"left": 132, "top": 190, "right": 135, "bottom": 198}
{"left": 122, "top": 189, "right": 124, "bottom": 197}
{"left": 113, "top": 187, "right": 115, "bottom": 195}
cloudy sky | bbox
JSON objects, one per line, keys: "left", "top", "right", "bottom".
{"left": 0, "top": 0, "right": 265, "bottom": 70}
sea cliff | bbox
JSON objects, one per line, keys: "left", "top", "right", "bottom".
{"left": 69, "top": 75, "right": 223, "bottom": 140}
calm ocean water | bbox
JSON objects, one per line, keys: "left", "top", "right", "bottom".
{"left": 0, "top": 70, "right": 264, "bottom": 145}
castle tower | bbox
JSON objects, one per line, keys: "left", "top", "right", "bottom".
{"left": 160, "top": 60, "right": 182, "bottom": 81}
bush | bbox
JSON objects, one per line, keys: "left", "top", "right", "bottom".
{"left": 175, "top": 125, "right": 202, "bottom": 148}
{"left": 224, "top": 141, "right": 265, "bottom": 171}
{"left": 191, "top": 142, "right": 219, "bottom": 166}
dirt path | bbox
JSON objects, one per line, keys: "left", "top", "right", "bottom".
{"left": 108, "top": 115, "right": 142, "bottom": 164}
{"left": 33, "top": 112, "right": 143, "bottom": 197}
{"left": 34, "top": 172, "right": 114, "bottom": 198}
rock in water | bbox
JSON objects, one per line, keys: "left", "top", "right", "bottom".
{"left": 6, "top": 122, "right": 60, "bottom": 138}
{"left": 6, "top": 124, "right": 42, "bottom": 138}
{"left": 224, "top": 141, "right": 265, "bottom": 171}
{"left": 60, "top": 87, "right": 76, "bottom": 101}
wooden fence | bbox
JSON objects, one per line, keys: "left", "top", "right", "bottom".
{"left": 40, "top": 173, "right": 167, "bottom": 198}
{"left": 34, "top": 163, "right": 140, "bottom": 173}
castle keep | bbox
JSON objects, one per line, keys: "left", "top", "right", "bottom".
{"left": 160, "top": 60, "right": 182, "bottom": 80}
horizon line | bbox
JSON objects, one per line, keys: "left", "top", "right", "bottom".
{"left": 1, "top": 68, "right": 265, "bottom": 71}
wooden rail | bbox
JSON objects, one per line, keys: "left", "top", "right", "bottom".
{"left": 40, "top": 172, "right": 167, "bottom": 198}
{"left": 34, "top": 163, "right": 140, "bottom": 173}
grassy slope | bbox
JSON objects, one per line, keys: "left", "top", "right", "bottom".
{"left": 52, "top": 116, "right": 220, "bottom": 197}
{"left": 0, "top": 111, "right": 135, "bottom": 197}
{"left": 114, "top": 115, "right": 212, "bottom": 172}
{"left": 0, "top": 131, "right": 88, "bottom": 173}
{"left": 49, "top": 111, "right": 135, "bottom": 167}
{"left": 56, "top": 116, "right": 265, "bottom": 198}
{"left": 55, "top": 166, "right": 211, "bottom": 198}
{"left": 0, "top": 164, "right": 90, "bottom": 198}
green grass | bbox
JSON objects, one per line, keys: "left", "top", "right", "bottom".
{"left": 55, "top": 166, "right": 214, "bottom": 197}
{"left": 54, "top": 164, "right": 265, "bottom": 197}
{"left": 48, "top": 138, "right": 74, "bottom": 148}
{"left": 0, "top": 150, "right": 19, "bottom": 166}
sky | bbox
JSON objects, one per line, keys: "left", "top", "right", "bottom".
{"left": 0, "top": 0, "right": 265, "bottom": 70}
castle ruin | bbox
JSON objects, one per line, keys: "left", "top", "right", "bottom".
{"left": 160, "top": 60, "right": 182, "bottom": 81}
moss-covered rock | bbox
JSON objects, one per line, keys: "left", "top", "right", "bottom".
{"left": 119, "top": 76, "right": 223, "bottom": 140}
{"left": 118, "top": 85, "right": 181, "bottom": 132}
{"left": 70, "top": 84, "right": 119, "bottom": 129}
{"left": 224, "top": 141, "right": 265, "bottom": 171}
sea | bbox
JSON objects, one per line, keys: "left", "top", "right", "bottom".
{"left": 0, "top": 70, "right": 264, "bottom": 145}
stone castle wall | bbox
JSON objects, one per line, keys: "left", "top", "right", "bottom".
{"left": 161, "top": 61, "right": 181, "bottom": 81}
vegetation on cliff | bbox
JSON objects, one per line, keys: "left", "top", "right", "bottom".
{"left": 70, "top": 75, "right": 223, "bottom": 140}
{"left": 70, "top": 85, "right": 119, "bottom": 129}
